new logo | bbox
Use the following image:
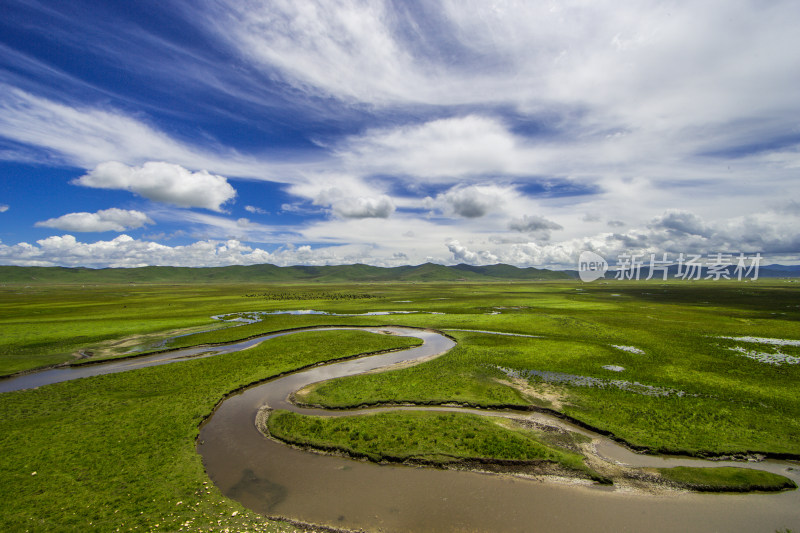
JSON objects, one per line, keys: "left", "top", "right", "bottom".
{"left": 578, "top": 251, "right": 608, "bottom": 282}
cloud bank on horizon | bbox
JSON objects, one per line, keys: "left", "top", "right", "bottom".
{"left": 0, "top": 0, "right": 798, "bottom": 268}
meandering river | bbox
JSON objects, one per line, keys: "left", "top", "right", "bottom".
{"left": 3, "top": 326, "right": 799, "bottom": 532}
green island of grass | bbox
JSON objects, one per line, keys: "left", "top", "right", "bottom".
{"left": 656, "top": 466, "right": 797, "bottom": 492}
{"left": 266, "top": 409, "right": 606, "bottom": 482}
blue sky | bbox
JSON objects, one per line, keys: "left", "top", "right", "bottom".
{"left": 1, "top": 0, "right": 799, "bottom": 268}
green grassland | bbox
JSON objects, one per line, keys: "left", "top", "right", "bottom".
{"left": 0, "top": 283, "right": 397, "bottom": 374}
{"left": 656, "top": 466, "right": 797, "bottom": 492}
{"left": 289, "top": 282, "right": 800, "bottom": 457}
{"left": 1, "top": 278, "right": 799, "bottom": 529}
{"left": 0, "top": 329, "right": 421, "bottom": 532}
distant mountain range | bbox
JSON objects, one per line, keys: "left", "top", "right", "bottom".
{"left": 1, "top": 262, "right": 797, "bottom": 284}
{"left": 0, "top": 263, "right": 571, "bottom": 284}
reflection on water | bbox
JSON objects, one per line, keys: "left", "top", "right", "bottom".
{"left": 228, "top": 469, "right": 287, "bottom": 513}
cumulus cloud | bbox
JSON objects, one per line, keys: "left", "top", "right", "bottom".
{"left": 0, "top": 204, "right": 8, "bottom": 213}
{"left": 244, "top": 205, "right": 267, "bottom": 214}
{"left": 429, "top": 184, "right": 512, "bottom": 218}
{"left": 35, "top": 208, "right": 154, "bottom": 232}
{"left": 507, "top": 214, "right": 563, "bottom": 242}
{"left": 447, "top": 239, "right": 499, "bottom": 265}
{"left": 73, "top": 161, "right": 237, "bottom": 212}
{"left": 331, "top": 195, "right": 395, "bottom": 219}
{"left": 440, "top": 209, "right": 800, "bottom": 268}
{"left": 287, "top": 175, "right": 396, "bottom": 219}
{"left": 3, "top": 207, "right": 798, "bottom": 269}
{"left": 0, "top": 235, "right": 265, "bottom": 268}
{"left": 508, "top": 215, "right": 563, "bottom": 233}
{"left": 649, "top": 210, "right": 711, "bottom": 237}
{"left": 339, "top": 116, "right": 523, "bottom": 179}
{"left": 0, "top": 234, "right": 400, "bottom": 268}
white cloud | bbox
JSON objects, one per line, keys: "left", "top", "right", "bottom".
{"left": 649, "top": 211, "right": 711, "bottom": 237}
{"left": 339, "top": 116, "right": 523, "bottom": 179}
{"left": 446, "top": 239, "right": 499, "bottom": 265}
{"left": 508, "top": 215, "right": 563, "bottom": 233}
{"left": 0, "top": 86, "right": 289, "bottom": 180}
{"left": 0, "top": 87, "right": 198, "bottom": 169}
{"left": 775, "top": 200, "right": 800, "bottom": 216}
{"left": 35, "top": 208, "right": 154, "bottom": 232}
{"left": 149, "top": 207, "right": 292, "bottom": 243}
{"left": 3, "top": 207, "right": 799, "bottom": 269}
{"left": 204, "top": 0, "right": 800, "bottom": 130}
{"left": 2, "top": 3, "right": 800, "bottom": 269}
{"left": 428, "top": 184, "right": 513, "bottom": 218}
{"left": 331, "top": 195, "right": 395, "bottom": 219}
{"left": 0, "top": 204, "right": 8, "bottom": 213}
{"left": 442, "top": 209, "right": 800, "bottom": 267}
{"left": 206, "top": 1, "right": 434, "bottom": 105}
{"left": 244, "top": 205, "right": 267, "bottom": 214}
{"left": 508, "top": 214, "right": 564, "bottom": 242}
{"left": 74, "top": 161, "right": 237, "bottom": 212}
{"left": 287, "top": 174, "right": 396, "bottom": 219}
{"left": 0, "top": 234, "right": 406, "bottom": 268}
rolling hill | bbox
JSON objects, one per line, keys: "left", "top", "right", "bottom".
{"left": 0, "top": 263, "right": 571, "bottom": 284}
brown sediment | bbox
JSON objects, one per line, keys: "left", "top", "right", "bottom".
{"left": 495, "top": 376, "right": 568, "bottom": 410}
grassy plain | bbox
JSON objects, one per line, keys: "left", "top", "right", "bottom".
{"left": 293, "top": 281, "right": 800, "bottom": 456}
{"left": 1, "top": 279, "right": 799, "bottom": 530}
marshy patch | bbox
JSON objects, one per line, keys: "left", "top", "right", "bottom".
{"left": 610, "top": 345, "right": 645, "bottom": 355}
{"left": 494, "top": 366, "right": 691, "bottom": 397}
{"left": 715, "top": 336, "right": 800, "bottom": 365}
{"left": 211, "top": 309, "right": 434, "bottom": 325}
